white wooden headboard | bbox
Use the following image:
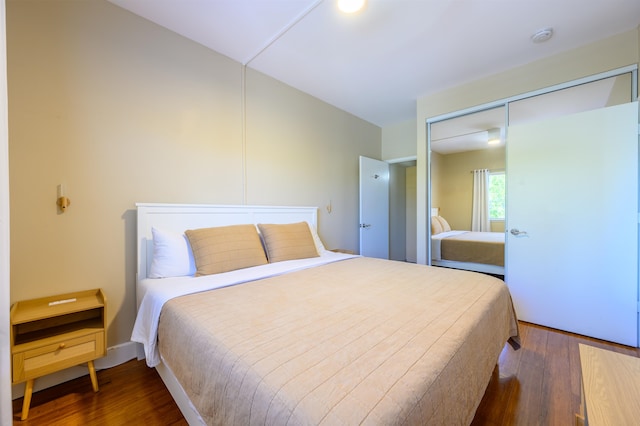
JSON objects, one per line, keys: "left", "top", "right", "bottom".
{"left": 136, "top": 203, "right": 318, "bottom": 280}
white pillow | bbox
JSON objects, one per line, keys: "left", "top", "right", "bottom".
{"left": 308, "top": 222, "right": 327, "bottom": 253}
{"left": 149, "top": 227, "right": 196, "bottom": 278}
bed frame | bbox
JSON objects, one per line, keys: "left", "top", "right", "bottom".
{"left": 136, "top": 203, "right": 319, "bottom": 424}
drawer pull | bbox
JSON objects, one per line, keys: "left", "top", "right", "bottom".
{"left": 57, "top": 343, "right": 66, "bottom": 350}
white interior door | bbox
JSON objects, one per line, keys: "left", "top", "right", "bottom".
{"left": 359, "top": 156, "right": 389, "bottom": 259}
{"left": 506, "top": 102, "right": 638, "bottom": 346}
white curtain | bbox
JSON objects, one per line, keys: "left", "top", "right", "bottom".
{"left": 472, "top": 169, "right": 491, "bottom": 232}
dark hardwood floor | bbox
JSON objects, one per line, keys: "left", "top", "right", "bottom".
{"left": 13, "top": 321, "right": 640, "bottom": 425}
{"left": 12, "top": 357, "right": 187, "bottom": 426}
{"left": 472, "top": 321, "right": 640, "bottom": 426}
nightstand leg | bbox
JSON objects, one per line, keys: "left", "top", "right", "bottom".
{"left": 88, "top": 360, "right": 99, "bottom": 392}
{"left": 21, "top": 379, "right": 34, "bottom": 420}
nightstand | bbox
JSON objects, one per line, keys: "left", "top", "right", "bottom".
{"left": 10, "top": 289, "right": 107, "bottom": 420}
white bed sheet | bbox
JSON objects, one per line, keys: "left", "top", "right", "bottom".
{"left": 131, "top": 250, "right": 357, "bottom": 367}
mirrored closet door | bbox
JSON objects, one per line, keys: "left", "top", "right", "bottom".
{"left": 427, "top": 69, "right": 639, "bottom": 346}
{"left": 429, "top": 106, "right": 506, "bottom": 276}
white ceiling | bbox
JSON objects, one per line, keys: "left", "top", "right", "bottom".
{"left": 107, "top": 0, "right": 640, "bottom": 128}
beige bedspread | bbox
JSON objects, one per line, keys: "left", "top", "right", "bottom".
{"left": 158, "top": 257, "right": 518, "bottom": 425}
{"left": 441, "top": 232, "right": 505, "bottom": 266}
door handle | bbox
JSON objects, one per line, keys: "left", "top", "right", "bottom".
{"left": 360, "top": 224, "right": 371, "bottom": 228}
{"left": 510, "top": 228, "right": 528, "bottom": 236}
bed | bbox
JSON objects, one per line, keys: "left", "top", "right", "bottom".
{"left": 431, "top": 214, "right": 505, "bottom": 275}
{"left": 132, "top": 203, "right": 519, "bottom": 425}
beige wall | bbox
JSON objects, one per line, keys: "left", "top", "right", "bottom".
{"left": 435, "top": 148, "right": 505, "bottom": 231}
{"left": 429, "top": 151, "right": 442, "bottom": 209}
{"left": 7, "top": 0, "right": 380, "bottom": 349}
{"left": 415, "top": 28, "right": 640, "bottom": 263}
{"left": 244, "top": 69, "right": 379, "bottom": 251}
{"left": 381, "top": 118, "right": 416, "bottom": 161}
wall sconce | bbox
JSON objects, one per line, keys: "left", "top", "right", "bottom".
{"left": 57, "top": 184, "right": 71, "bottom": 212}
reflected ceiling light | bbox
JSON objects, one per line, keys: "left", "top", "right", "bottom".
{"left": 338, "top": 0, "right": 366, "bottom": 13}
{"left": 487, "top": 128, "right": 502, "bottom": 145}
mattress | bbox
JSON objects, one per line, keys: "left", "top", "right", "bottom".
{"left": 433, "top": 231, "right": 505, "bottom": 266}
{"left": 156, "top": 257, "right": 519, "bottom": 425}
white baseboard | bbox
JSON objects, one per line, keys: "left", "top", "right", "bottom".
{"left": 11, "top": 341, "right": 139, "bottom": 400}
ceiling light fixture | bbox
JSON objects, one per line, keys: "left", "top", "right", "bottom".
{"left": 487, "top": 128, "right": 502, "bottom": 145}
{"left": 531, "top": 27, "right": 554, "bottom": 43}
{"left": 338, "top": 0, "right": 366, "bottom": 13}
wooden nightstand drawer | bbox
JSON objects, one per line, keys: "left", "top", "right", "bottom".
{"left": 13, "top": 331, "right": 105, "bottom": 383}
{"left": 10, "top": 289, "right": 107, "bottom": 420}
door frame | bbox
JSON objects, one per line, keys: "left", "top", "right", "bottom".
{"left": 0, "top": 0, "right": 11, "bottom": 424}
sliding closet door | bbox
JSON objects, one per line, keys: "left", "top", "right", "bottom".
{"left": 506, "top": 101, "right": 638, "bottom": 346}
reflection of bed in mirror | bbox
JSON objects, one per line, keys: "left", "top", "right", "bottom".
{"left": 430, "top": 212, "right": 505, "bottom": 275}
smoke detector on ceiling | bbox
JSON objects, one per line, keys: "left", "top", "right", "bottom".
{"left": 531, "top": 27, "right": 554, "bottom": 43}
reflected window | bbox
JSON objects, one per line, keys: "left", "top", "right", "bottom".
{"left": 489, "top": 171, "right": 505, "bottom": 220}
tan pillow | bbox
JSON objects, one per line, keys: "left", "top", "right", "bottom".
{"left": 431, "top": 216, "right": 443, "bottom": 235}
{"left": 185, "top": 224, "right": 267, "bottom": 276}
{"left": 257, "top": 222, "right": 319, "bottom": 263}
{"left": 436, "top": 216, "right": 452, "bottom": 232}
